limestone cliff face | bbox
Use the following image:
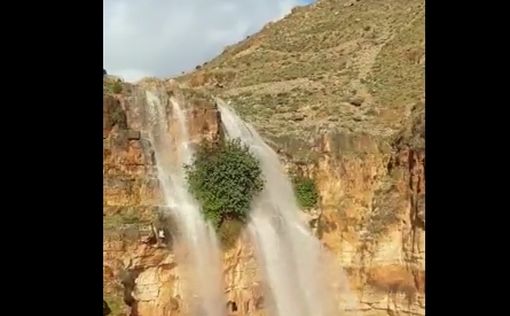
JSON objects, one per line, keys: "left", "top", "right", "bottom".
{"left": 279, "top": 126, "right": 424, "bottom": 316}
{"left": 103, "top": 77, "right": 424, "bottom": 316}
{"left": 103, "top": 80, "right": 266, "bottom": 316}
{"left": 310, "top": 134, "right": 424, "bottom": 315}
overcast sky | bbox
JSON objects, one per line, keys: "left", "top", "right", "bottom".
{"left": 104, "top": 0, "right": 313, "bottom": 82}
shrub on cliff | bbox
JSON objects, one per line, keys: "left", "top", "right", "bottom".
{"left": 292, "top": 176, "right": 319, "bottom": 209}
{"left": 112, "top": 80, "right": 123, "bottom": 94}
{"left": 104, "top": 79, "right": 123, "bottom": 94}
{"left": 185, "top": 138, "right": 264, "bottom": 227}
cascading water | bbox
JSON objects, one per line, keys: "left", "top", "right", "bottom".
{"left": 218, "top": 100, "right": 357, "bottom": 316}
{"left": 143, "top": 90, "right": 226, "bottom": 316}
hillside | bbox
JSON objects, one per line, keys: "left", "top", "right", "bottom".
{"left": 178, "top": 0, "right": 424, "bottom": 158}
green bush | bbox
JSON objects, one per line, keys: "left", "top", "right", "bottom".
{"left": 293, "top": 176, "right": 319, "bottom": 209}
{"left": 185, "top": 138, "right": 264, "bottom": 227}
{"left": 104, "top": 79, "right": 123, "bottom": 94}
{"left": 104, "top": 295, "right": 125, "bottom": 316}
{"left": 112, "top": 81, "right": 123, "bottom": 94}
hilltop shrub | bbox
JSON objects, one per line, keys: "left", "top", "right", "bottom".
{"left": 185, "top": 138, "right": 264, "bottom": 227}
{"left": 104, "top": 79, "right": 123, "bottom": 94}
{"left": 112, "top": 80, "right": 123, "bottom": 94}
{"left": 292, "top": 176, "right": 319, "bottom": 209}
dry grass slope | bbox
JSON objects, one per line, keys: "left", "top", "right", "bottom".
{"left": 177, "top": 0, "right": 424, "bottom": 157}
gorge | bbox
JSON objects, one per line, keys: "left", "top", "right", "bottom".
{"left": 103, "top": 0, "right": 425, "bottom": 315}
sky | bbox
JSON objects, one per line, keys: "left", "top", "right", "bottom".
{"left": 104, "top": 0, "right": 314, "bottom": 82}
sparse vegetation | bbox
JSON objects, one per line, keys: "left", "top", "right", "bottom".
{"left": 102, "top": 206, "right": 153, "bottom": 230}
{"left": 185, "top": 139, "right": 264, "bottom": 227}
{"left": 104, "top": 78, "right": 123, "bottom": 94}
{"left": 103, "top": 213, "right": 142, "bottom": 229}
{"left": 112, "top": 81, "right": 123, "bottom": 94}
{"left": 175, "top": 0, "right": 424, "bottom": 142}
{"left": 104, "top": 294, "right": 126, "bottom": 316}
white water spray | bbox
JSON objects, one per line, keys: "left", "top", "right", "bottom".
{"left": 218, "top": 101, "right": 357, "bottom": 316}
{"left": 144, "top": 90, "right": 226, "bottom": 316}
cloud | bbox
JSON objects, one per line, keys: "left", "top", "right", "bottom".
{"left": 104, "top": 0, "right": 308, "bottom": 82}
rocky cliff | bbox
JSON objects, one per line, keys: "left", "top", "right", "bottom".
{"left": 103, "top": 0, "right": 424, "bottom": 315}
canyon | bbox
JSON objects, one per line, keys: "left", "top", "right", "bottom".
{"left": 104, "top": 0, "right": 424, "bottom": 315}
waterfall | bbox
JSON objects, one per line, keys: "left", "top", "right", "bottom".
{"left": 143, "top": 90, "right": 226, "bottom": 316}
{"left": 218, "top": 100, "right": 357, "bottom": 316}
